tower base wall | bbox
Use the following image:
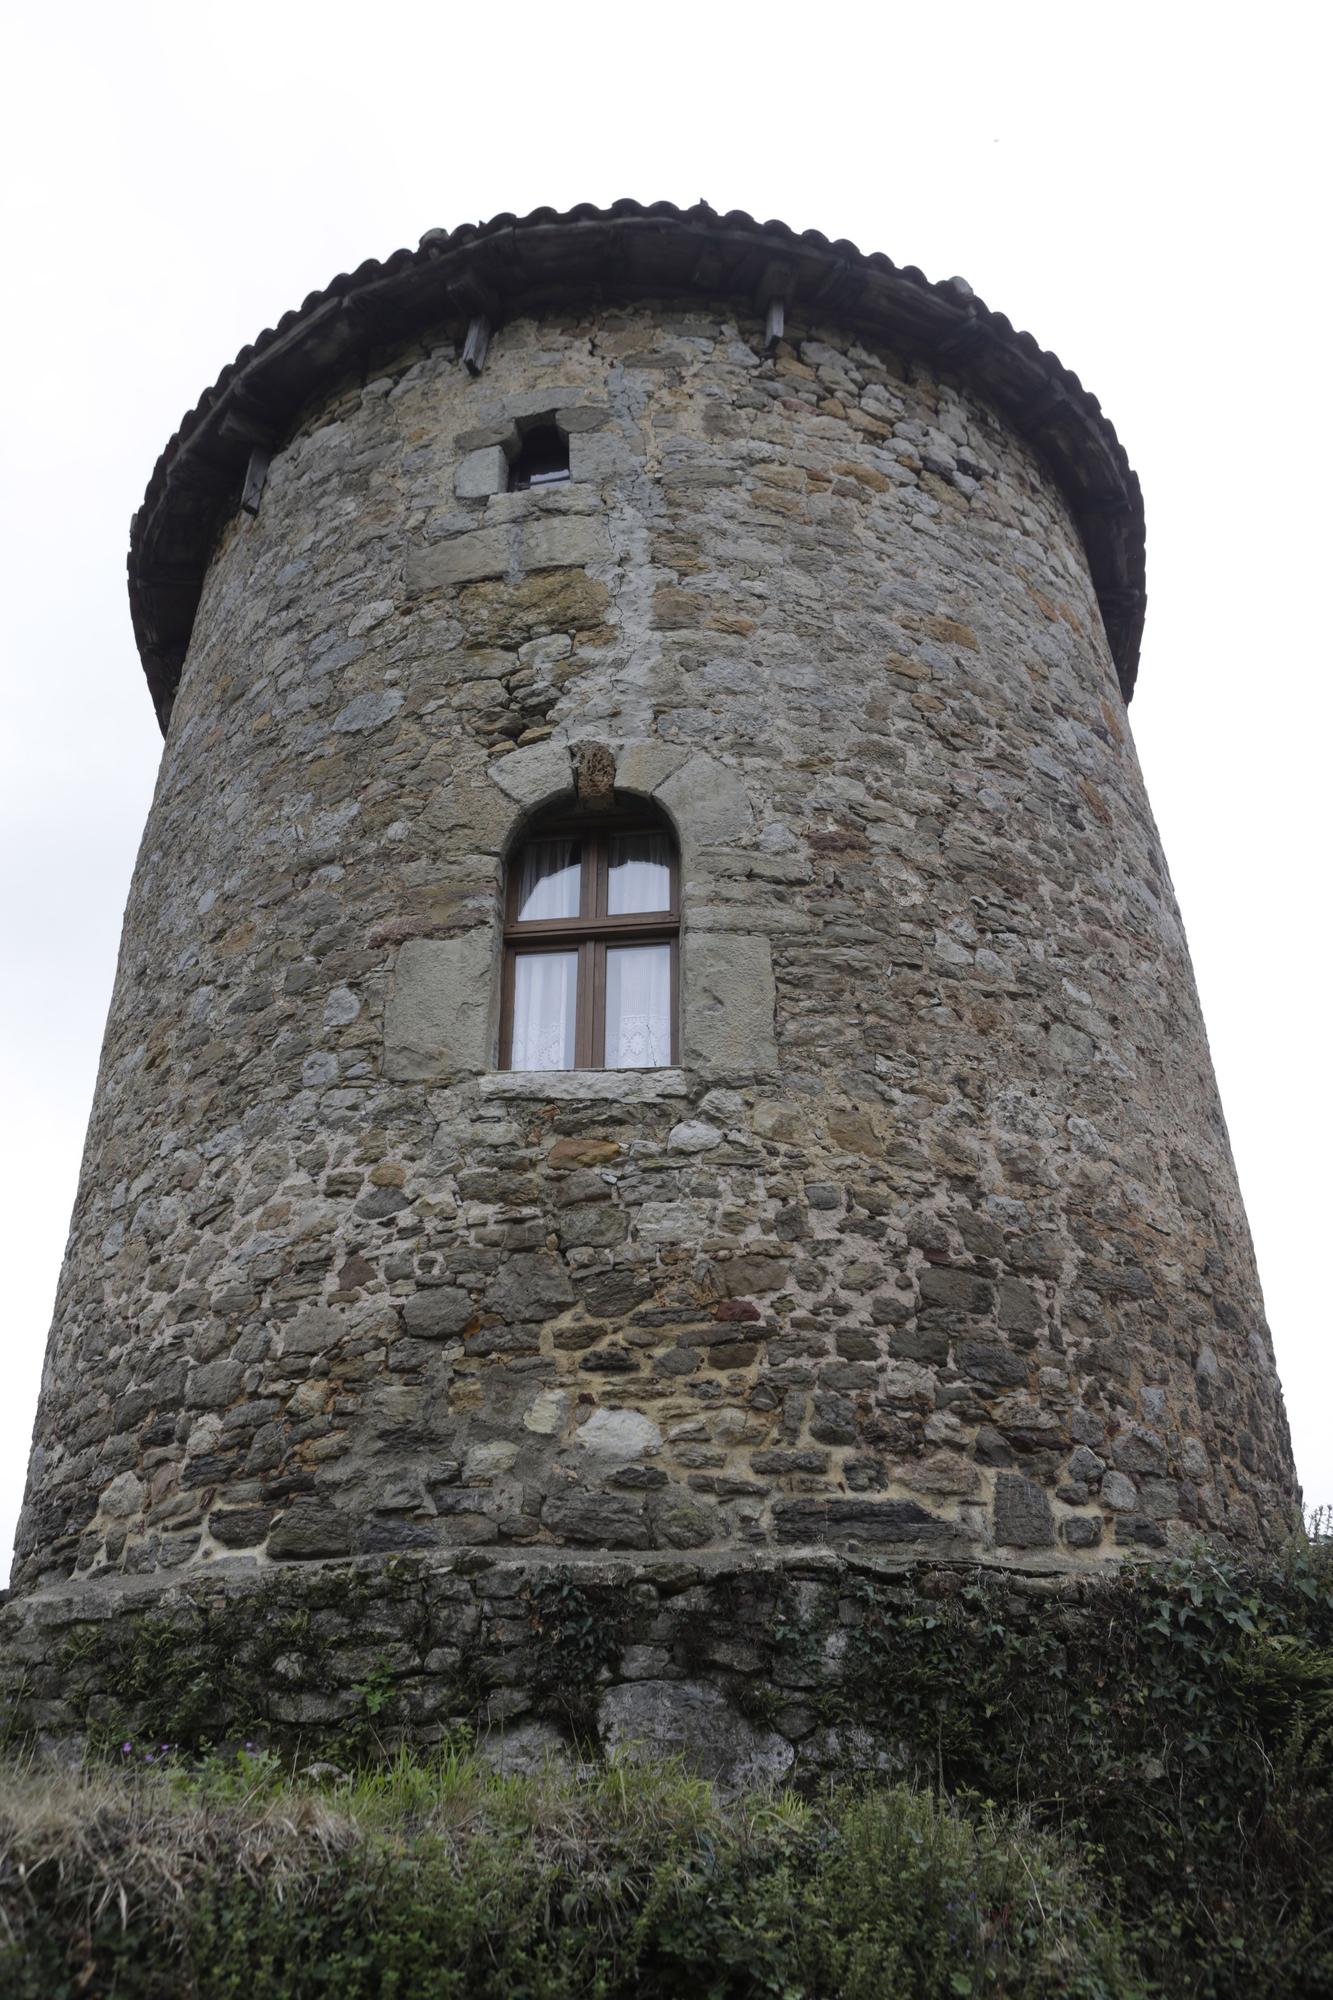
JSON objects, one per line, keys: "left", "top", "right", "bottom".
{"left": 2, "top": 1547, "right": 1114, "bottom": 1784}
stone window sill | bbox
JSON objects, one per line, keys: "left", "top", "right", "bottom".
{"left": 479, "top": 1068, "right": 690, "bottom": 1103}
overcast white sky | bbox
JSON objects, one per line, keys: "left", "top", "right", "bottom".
{"left": 1, "top": 2, "right": 1327, "bottom": 1578}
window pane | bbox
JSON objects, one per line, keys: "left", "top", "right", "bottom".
{"left": 605, "top": 943, "right": 672, "bottom": 1068}
{"left": 514, "top": 839, "right": 582, "bottom": 921}
{"left": 511, "top": 952, "right": 578, "bottom": 1069}
{"left": 607, "top": 832, "right": 672, "bottom": 915}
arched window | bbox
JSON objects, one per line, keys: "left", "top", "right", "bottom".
{"left": 500, "top": 810, "right": 678, "bottom": 1070}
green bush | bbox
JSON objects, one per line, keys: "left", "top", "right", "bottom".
{"left": 817, "top": 1540, "right": 1333, "bottom": 1999}
{"left": 0, "top": 1754, "right": 1142, "bottom": 2000}
{"left": 646, "top": 1789, "right": 1144, "bottom": 2000}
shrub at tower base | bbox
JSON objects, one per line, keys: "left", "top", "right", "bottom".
{"left": 3, "top": 1540, "right": 1333, "bottom": 1998}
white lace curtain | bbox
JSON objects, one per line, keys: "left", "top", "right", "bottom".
{"left": 606, "top": 943, "right": 672, "bottom": 1067}
{"left": 511, "top": 951, "right": 577, "bottom": 1069}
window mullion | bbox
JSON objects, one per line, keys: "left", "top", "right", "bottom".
{"left": 591, "top": 940, "right": 608, "bottom": 1069}
{"left": 575, "top": 939, "right": 596, "bottom": 1069}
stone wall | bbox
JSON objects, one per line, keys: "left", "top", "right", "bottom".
{"left": 11, "top": 292, "right": 1298, "bottom": 1601}
{"left": 0, "top": 1548, "right": 1118, "bottom": 1786}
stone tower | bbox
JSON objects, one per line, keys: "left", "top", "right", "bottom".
{"left": 11, "top": 201, "right": 1298, "bottom": 1608}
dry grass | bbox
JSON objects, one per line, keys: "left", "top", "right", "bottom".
{"left": 0, "top": 1748, "right": 372, "bottom": 1973}
{"left": 0, "top": 1745, "right": 1154, "bottom": 1999}
{"left": 0, "top": 1740, "right": 790, "bottom": 1958}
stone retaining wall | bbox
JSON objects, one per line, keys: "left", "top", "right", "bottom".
{"left": 1, "top": 1550, "right": 1111, "bottom": 1787}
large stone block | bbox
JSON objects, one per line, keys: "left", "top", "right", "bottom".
{"left": 520, "top": 513, "right": 608, "bottom": 572}
{"left": 487, "top": 740, "right": 573, "bottom": 809}
{"left": 612, "top": 739, "right": 690, "bottom": 797}
{"left": 454, "top": 567, "right": 609, "bottom": 647}
{"left": 384, "top": 930, "right": 496, "bottom": 1079}
{"left": 405, "top": 526, "right": 510, "bottom": 593}
{"left": 655, "top": 752, "right": 754, "bottom": 850}
{"left": 478, "top": 1068, "right": 689, "bottom": 1102}
{"left": 541, "top": 1492, "right": 648, "bottom": 1548}
{"left": 401, "top": 1288, "right": 473, "bottom": 1339}
{"left": 455, "top": 445, "right": 508, "bottom": 498}
{"left": 682, "top": 932, "right": 777, "bottom": 1076}
{"left": 993, "top": 1472, "right": 1055, "bottom": 1548}
{"left": 599, "top": 1678, "right": 794, "bottom": 1791}
{"left": 569, "top": 429, "right": 636, "bottom": 480}
{"left": 554, "top": 402, "right": 611, "bottom": 432}
{"left": 773, "top": 1498, "right": 956, "bottom": 1544}
{"left": 268, "top": 1505, "right": 352, "bottom": 1560}
{"left": 575, "top": 1408, "right": 661, "bottom": 1465}
{"left": 484, "top": 1251, "right": 575, "bottom": 1322}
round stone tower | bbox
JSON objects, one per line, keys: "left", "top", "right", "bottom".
{"left": 11, "top": 201, "right": 1298, "bottom": 1602}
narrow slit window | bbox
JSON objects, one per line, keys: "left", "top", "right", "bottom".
{"left": 507, "top": 424, "right": 571, "bottom": 492}
{"left": 500, "top": 815, "right": 678, "bottom": 1070}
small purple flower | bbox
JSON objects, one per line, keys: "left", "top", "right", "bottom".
{"left": 145, "top": 1752, "right": 154, "bottom": 1763}
{"left": 121, "top": 1742, "right": 132, "bottom": 1756}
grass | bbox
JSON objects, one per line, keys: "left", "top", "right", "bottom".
{"left": 0, "top": 1744, "right": 1144, "bottom": 2000}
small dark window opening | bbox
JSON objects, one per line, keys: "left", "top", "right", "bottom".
{"left": 508, "top": 423, "right": 570, "bottom": 492}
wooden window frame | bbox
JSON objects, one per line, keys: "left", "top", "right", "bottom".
{"left": 499, "top": 817, "right": 680, "bottom": 1070}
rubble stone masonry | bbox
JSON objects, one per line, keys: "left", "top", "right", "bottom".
{"left": 10, "top": 214, "right": 1298, "bottom": 1620}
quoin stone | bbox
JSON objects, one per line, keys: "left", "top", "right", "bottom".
{"left": 10, "top": 202, "right": 1298, "bottom": 1634}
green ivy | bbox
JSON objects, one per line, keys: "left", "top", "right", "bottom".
{"left": 759, "top": 1546, "right": 1333, "bottom": 1999}
{"left": 524, "top": 1570, "right": 634, "bottom": 1738}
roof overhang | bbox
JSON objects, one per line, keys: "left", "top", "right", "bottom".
{"left": 128, "top": 200, "right": 1146, "bottom": 731}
